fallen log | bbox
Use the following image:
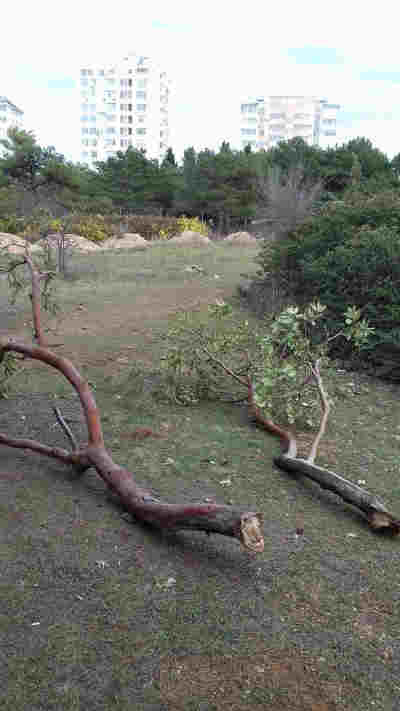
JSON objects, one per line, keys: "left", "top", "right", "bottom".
{"left": 247, "top": 377, "right": 400, "bottom": 534}
{"left": 0, "top": 253, "right": 264, "bottom": 554}
{"left": 274, "top": 454, "right": 400, "bottom": 532}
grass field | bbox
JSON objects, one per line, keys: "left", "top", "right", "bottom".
{"left": 1, "top": 241, "right": 400, "bottom": 710}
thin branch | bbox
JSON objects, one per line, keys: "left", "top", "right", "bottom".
{"left": 0, "top": 432, "right": 89, "bottom": 470}
{"left": 307, "top": 359, "right": 331, "bottom": 464}
{"left": 0, "top": 338, "right": 104, "bottom": 447}
{"left": 24, "top": 253, "right": 46, "bottom": 346}
{"left": 246, "top": 377, "right": 298, "bottom": 458}
{"left": 53, "top": 406, "right": 78, "bottom": 451}
{"left": 200, "top": 347, "right": 248, "bottom": 387}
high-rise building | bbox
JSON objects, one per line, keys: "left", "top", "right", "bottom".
{"left": 79, "top": 52, "right": 170, "bottom": 167}
{"left": 240, "top": 96, "right": 340, "bottom": 151}
{"left": 0, "top": 96, "right": 24, "bottom": 149}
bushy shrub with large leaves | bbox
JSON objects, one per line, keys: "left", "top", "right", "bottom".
{"left": 160, "top": 300, "right": 372, "bottom": 427}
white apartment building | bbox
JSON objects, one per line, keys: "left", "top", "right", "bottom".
{"left": 240, "top": 96, "right": 340, "bottom": 151}
{"left": 0, "top": 96, "right": 24, "bottom": 148}
{"left": 79, "top": 52, "right": 170, "bottom": 167}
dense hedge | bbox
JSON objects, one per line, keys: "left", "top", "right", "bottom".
{"left": 256, "top": 190, "right": 400, "bottom": 373}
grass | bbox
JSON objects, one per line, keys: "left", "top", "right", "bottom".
{"left": 1, "top": 241, "right": 400, "bottom": 710}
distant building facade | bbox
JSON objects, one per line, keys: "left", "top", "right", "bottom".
{"left": 240, "top": 96, "right": 340, "bottom": 151}
{"left": 0, "top": 96, "right": 24, "bottom": 148}
{"left": 79, "top": 52, "right": 170, "bottom": 167}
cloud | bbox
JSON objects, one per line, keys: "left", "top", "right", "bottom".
{"left": 47, "top": 78, "right": 76, "bottom": 90}
{"left": 1, "top": 0, "right": 400, "bottom": 161}
{"left": 287, "top": 47, "right": 344, "bottom": 65}
{"left": 360, "top": 70, "right": 400, "bottom": 82}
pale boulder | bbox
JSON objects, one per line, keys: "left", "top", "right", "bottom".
{"left": 223, "top": 231, "right": 257, "bottom": 245}
{"left": 169, "top": 230, "right": 212, "bottom": 246}
{"left": 104, "top": 233, "right": 149, "bottom": 250}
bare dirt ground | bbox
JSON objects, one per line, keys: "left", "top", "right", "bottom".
{"left": 1, "top": 245, "right": 399, "bottom": 710}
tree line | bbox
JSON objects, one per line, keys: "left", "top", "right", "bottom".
{"left": 1, "top": 127, "right": 400, "bottom": 233}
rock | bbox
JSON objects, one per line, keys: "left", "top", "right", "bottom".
{"left": 169, "top": 230, "right": 211, "bottom": 246}
{"left": 104, "top": 233, "right": 149, "bottom": 250}
{"left": 223, "top": 231, "right": 257, "bottom": 245}
{"left": 0, "top": 233, "right": 28, "bottom": 254}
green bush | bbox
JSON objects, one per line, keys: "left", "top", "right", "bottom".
{"left": 122, "top": 215, "right": 180, "bottom": 240}
{"left": 255, "top": 190, "right": 400, "bottom": 367}
{"left": 64, "top": 215, "right": 114, "bottom": 242}
{"left": 0, "top": 214, "right": 23, "bottom": 234}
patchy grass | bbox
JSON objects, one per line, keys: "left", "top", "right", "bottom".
{"left": 1, "top": 241, "right": 400, "bottom": 710}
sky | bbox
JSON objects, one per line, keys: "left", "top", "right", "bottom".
{"left": 1, "top": 0, "right": 399, "bottom": 163}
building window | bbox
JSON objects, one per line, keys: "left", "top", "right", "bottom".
{"left": 137, "top": 79, "right": 147, "bottom": 88}
{"left": 322, "top": 118, "right": 336, "bottom": 126}
{"left": 106, "top": 127, "right": 116, "bottom": 134}
{"left": 80, "top": 115, "right": 88, "bottom": 122}
{"left": 81, "top": 78, "right": 89, "bottom": 87}
{"left": 241, "top": 103, "right": 257, "bottom": 113}
{"left": 323, "top": 130, "right": 336, "bottom": 136}
{"left": 89, "top": 127, "right": 97, "bottom": 135}
{"left": 137, "top": 104, "right": 146, "bottom": 112}
{"left": 136, "top": 127, "right": 146, "bottom": 135}
{"left": 241, "top": 128, "right": 257, "bottom": 136}
{"left": 136, "top": 91, "right": 146, "bottom": 99}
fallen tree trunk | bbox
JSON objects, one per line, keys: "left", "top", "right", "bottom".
{"left": 274, "top": 454, "right": 400, "bottom": 531}
{"left": 0, "top": 253, "right": 264, "bottom": 554}
{"left": 247, "top": 378, "right": 400, "bottom": 534}
{"left": 0, "top": 336, "right": 264, "bottom": 552}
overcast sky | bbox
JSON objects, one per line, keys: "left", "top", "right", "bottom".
{"left": 1, "top": 0, "right": 399, "bottom": 162}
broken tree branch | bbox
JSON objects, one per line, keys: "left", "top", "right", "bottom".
{"left": 203, "top": 347, "right": 400, "bottom": 534}
{"left": 0, "top": 256, "right": 265, "bottom": 554}
{"left": 307, "top": 359, "right": 330, "bottom": 465}
{"left": 246, "top": 375, "right": 400, "bottom": 534}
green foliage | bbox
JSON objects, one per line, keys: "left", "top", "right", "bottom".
{"left": 64, "top": 214, "right": 114, "bottom": 242}
{"left": 256, "top": 191, "right": 400, "bottom": 361}
{"left": 122, "top": 215, "right": 180, "bottom": 240}
{"left": 0, "top": 212, "right": 23, "bottom": 234}
{"left": 161, "top": 302, "right": 258, "bottom": 405}
{"left": 161, "top": 300, "right": 372, "bottom": 427}
{"left": 0, "top": 128, "right": 81, "bottom": 209}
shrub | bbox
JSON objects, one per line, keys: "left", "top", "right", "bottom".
{"left": 122, "top": 215, "right": 180, "bottom": 240}
{"left": 300, "top": 226, "right": 400, "bottom": 351}
{"left": 63, "top": 215, "right": 114, "bottom": 242}
{"left": 0, "top": 214, "right": 23, "bottom": 234}
{"left": 255, "top": 190, "right": 400, "bottom": 368}
{"left": 176, "top": 215, "right": 209, "bottom": 236}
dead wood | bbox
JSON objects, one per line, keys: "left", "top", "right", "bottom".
{"left": 0, "top": 255, "right": 264, "bottom": 554}
{"left": 247, "top": 378, "right": 400, "bottom": 534}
